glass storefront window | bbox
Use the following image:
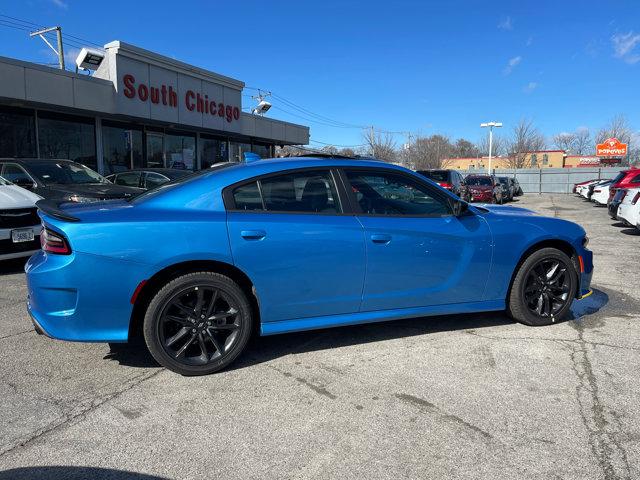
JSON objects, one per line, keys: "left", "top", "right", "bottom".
{"left": 38, "top": 112, "right": 97, "bottom": 170}
{"left": 0, "top": 107, "right": 36, "bottom": 158}
{"left": 102, "top": 124, "right": 143, "bottom": 174}
{"left": 165, "top": 132, "right": 196, "bottom": 170}
{"left": 252, "top": 142, "right": 272, "bottom": 159}
{"left": 229, "top": 141, "right": 252, "bottom": 162}
{"left": 200, "top": 136, "right": 228, "bottom": 169}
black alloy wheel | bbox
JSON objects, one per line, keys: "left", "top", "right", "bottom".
{"left": 508, "top": 247, "right": 577, "bottom": 326}
{"left": 143, "top": 272, "right": 253, "bottom": 375}
{"left": 522, "top": 258, "right": 571, "bottom": 318}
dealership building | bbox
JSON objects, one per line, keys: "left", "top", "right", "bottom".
{"left": 0, "top": 41, "right": 309, "bottom": 175}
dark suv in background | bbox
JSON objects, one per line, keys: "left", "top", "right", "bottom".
{"left": 417, "top": 169, "right": 470, "bottom": 201}
{"left": 0, "top": 159, "right": 142, "bottom": 202}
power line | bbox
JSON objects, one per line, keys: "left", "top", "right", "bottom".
{"left": 0, "top": 14, "right": 103, "bottom": 48}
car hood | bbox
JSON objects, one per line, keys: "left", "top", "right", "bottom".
{"left": 468, "top": 185, "right": 493, "bottom": 191}
{"left": 0, "top": 184, "right": 42, "bottom": 208}
{"left": 43, "top": 183, "right": 143, "bottom": 200}
{"left": 476, "top": 204, "right": 537, "bottom": 215}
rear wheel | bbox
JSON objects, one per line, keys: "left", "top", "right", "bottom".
{"left": 507, "top": 248, "right": 577, "bottom": 326}
{"left": 143, "top": 272, "right": 253, "bottom": 375}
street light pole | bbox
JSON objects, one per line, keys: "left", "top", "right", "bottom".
{"left": 481, "top": 122, "right": 503, "bottom": 174}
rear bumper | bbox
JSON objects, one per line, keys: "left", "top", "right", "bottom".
{"left": 25, "top": 250, "right": 149, "bottom": 342}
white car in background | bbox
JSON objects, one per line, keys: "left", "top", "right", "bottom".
{"left": 617, "top": 187, "right": 640, "bottom": 229}
{"left": 576, "top": 180, "right": 598, "bottom": 198}
{"left": 591, "top": 181, "right": 613, "bottom": 205}
{"left": 0, "top": 176, "right": 42, "bottom": 261}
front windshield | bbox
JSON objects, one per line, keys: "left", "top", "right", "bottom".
{"left": 498, "top": 178, "right": 508, "bottom": 185}
{"left": 466, "top": 176, "right": 492, "bottom": 186}
{"left": 29, "top": 162, "right": 107, "bottom": 185}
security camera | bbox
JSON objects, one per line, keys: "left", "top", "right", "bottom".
{"left": 252, "top": 100, "right": 272, "bottom": 115}
{"left": 75, "top": 48, "right": 105, "bottom": 71}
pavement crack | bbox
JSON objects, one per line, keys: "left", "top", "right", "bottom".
{"left": 0, "top": 368, "right": 164, "bottom": 458}
{"left": 268, "top": 365, "right": 337, "bottom": 400}
{"left": 569, "top": 322, "right": 631, "bottom": 480}
{"left": 395, "top": 393, "right": 493, "bottom": 440}
{"left": 0, "top": 328, "right": 34, "bottom": 340}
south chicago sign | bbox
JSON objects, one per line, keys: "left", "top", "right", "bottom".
{"left": 122, "top": 74, "right": 240, "bottom": 123}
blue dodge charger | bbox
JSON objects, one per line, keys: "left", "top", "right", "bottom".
{"left": 26, "top": 158, "right": 593, "bottom": 375}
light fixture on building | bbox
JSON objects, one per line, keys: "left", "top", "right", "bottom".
{"left": 75, "top": 48, "right": 105, "bottom": 71}
{"left": 252, "top": 90, "right": 272, "bottom": 116}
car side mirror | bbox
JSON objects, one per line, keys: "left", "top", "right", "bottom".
{"left": 452, "top": 199, "right": 469, "bottom": 217}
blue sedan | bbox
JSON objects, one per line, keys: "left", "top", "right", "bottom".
{"left": 26, "top": 158, "right": 593, "bottom": 375}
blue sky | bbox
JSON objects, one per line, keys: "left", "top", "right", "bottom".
{"left": 1, "top": 0, "right": 639, "bottom": 149}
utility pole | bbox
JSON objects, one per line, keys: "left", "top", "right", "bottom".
{"left": 481, "top": 122, "right": 503, "bottom": 174}
{"left": 30, "top": 26, "right": 65, "bottom": 70}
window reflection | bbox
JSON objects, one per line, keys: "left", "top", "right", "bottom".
{"left": 102, "top": 124, "right": 143, "bottom": 174}
{"left": 38, "top": 112, "right": 97, "bottom": 170}
{"left": 0, "top": 107, "right": 36, "bottom": 158}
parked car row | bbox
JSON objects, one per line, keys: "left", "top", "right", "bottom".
{"left": 574, "top": 168, "right": 640, "bottom": 231}
{"left": 0, "top": 158, "right": 191, "bottom": 262}
{"left": 417, "top": 169, "right": 523, "bottom": 204}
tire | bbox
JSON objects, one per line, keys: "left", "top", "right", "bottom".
{"left": 143, "top": 272, "right": 253, "bottom": 375}
{"left": 507, "top": 248, "right": 577, "bottom": 326}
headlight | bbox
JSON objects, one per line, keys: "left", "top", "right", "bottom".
{"left": 582, "top": 236, "right": 589, "bottom": 248}
{"left": 68, "top": 195, "right": 98, "bottom": 203}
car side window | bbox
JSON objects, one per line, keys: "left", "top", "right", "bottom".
{"left": 144, "top": 172, "right": 168, "bottom": 189}
{"left": 630, "top": 173, "right": 640, "bottom": 184}
{"left": 230, "top": 170, "right": 342, "bottom": 214}
{"left": 114, "top": 172, "right": 142, "bottom": 187}
{"left": 2, "top": 164, "right": 33, "bottom": 184}
{"left": 345, "top": 170, "right": 451, "bottom": 216}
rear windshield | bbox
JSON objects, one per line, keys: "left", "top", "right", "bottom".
{"left": 130, "top": 162, "right": 235, "bottom": 203}
{"left": 28, "top": 162, "right": 107, "bottom": 185}
{"left": 465, "top": 176, "right": 492, "bottom": 186}
{"left": 611, "top": 172, "right": 625, "bottom": 184}
{"left": 418, "top": 170, "right": 449, "bottom": 182}
{"left": 497, "top": 177, "right": 508, "bottom": 185}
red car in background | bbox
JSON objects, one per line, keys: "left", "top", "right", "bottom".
{"left": 465, "top": 174, "right": 504, "bottom": 204}
{"left": 607, "top": 168, "right": 640, "bottom": 204}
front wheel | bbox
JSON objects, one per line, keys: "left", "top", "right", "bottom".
{"left": 507, "top": 248, "right": 577, "bottom": 326}
{"left": 143, "top": 272, "right": 253, "bottom": 375}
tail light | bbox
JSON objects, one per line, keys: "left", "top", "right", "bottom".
{"left": 632, "top": 192, "right": 640, "bottom": 205}
{"left": 594, "top": 189, "right": 601, "bottom": 193}
{"left": 41, "top": 227, "right": 71, "bottom": 255}
{"left": 439, "top": 182, "right": 453, "bottom": 189}
{"left": 620, "top": 190, "right": 628, "bottom": 201}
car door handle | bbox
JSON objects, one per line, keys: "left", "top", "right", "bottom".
{"left": 370, "top": 234, "right": 392, "bottom": 244}
{"left": 240, "top": 230, "right": 266, "bottom": 240}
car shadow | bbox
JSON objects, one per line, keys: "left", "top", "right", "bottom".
{"left": 0, "top": 466, "right": 170, "bottom": 480}
{"left": 0, "top": 257, "right": 28, "bottom": 276}
{"left": 231, "top": 311, "right": 514, "bottom": 371}
{"left": 106, "top": 289, "right": 613, "bottom": 373}
{"left": 611, "top": 221, "right": 627, "bottom": 228}
{"left": 620, "top": 227, "right": 640, "bottom": 236}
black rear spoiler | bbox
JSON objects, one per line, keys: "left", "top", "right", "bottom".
{"left": 36, "top": 199, "right": 80, "bottom": 222}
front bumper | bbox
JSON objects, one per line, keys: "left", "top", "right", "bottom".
{"left": 469, "top": 192, "right": 493, "bottom": 202}
{"left": 26, "top": 250, "right": 149, "bottom": 342}
{"left": 577, "top": 247, "right": 594, "bottom": 299}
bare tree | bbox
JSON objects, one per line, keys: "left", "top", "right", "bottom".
{"left": 453, "top": 138, "right": 480, "bottom": 158}
{"left": 402, "top": 135, "right": 454, "bottom": 170}
{"left": 338, "top": 147, "right": 356, "bottom": 157}
{"left": 363, "top": 129, "right": 396, "bottom": 162}
{"left": 596, "top": 114, "right": 633, "bottom": 144}
{"left": 573, "top": 128, "right": 592, "bottom": 155}
{"left": 476, "top": 134, "right": 505, "bottom": 157}
{"left": 552, "top": 132, "right": 576, "bottom": 153}
{"left": 506, "top": 119, "right": 546, "bottom": 168}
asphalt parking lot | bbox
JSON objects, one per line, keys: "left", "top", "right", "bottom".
{"left": 1, "top": 194, "right": 639, "bottom": 480}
